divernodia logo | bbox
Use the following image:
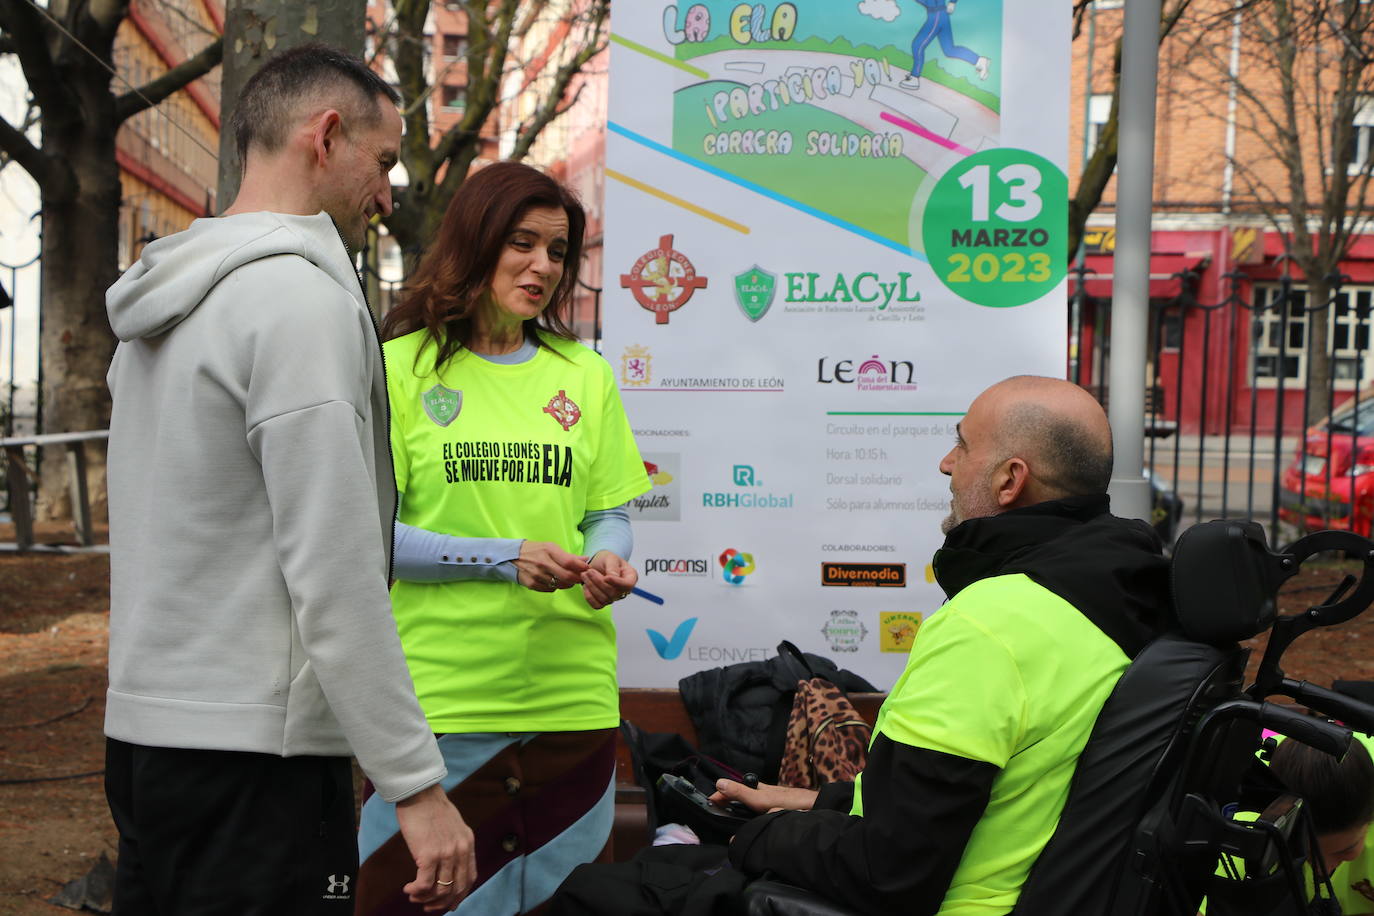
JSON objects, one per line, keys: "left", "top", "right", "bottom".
{"left": 821, "top": 562, "right": 907, "bottom": 587}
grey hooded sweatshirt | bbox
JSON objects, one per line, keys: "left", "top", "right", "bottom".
{"left": 105, "top": 211, "right": 445, "bottom": 803}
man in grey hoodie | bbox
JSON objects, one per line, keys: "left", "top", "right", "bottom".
{"left": 103, "top": 44, "right": 473, "bottom": 914}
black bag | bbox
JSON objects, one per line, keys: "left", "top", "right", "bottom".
{"left": 677, "top": 641, "right": 876, "bottom": 784}
{"left": 619, "top": 720, "right": 753, "bottom": 843}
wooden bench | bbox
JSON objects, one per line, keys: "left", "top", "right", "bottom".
{"left": 612, "top": 687, "right": 887, "bottom": 860}
{"left": 0, "top": 429, "right": 108, "bottom": 552}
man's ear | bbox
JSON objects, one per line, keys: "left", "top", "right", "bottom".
{"left": 994, "top": 456, "right": 1032, "bottom": 508}
{"left": 309, "top": 109, "right": 345, "bottom": 167}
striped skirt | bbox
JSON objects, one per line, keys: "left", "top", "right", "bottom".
{"left": 355, "top": 729, "right": 617, "bottom": 916}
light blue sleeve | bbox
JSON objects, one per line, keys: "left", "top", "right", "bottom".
{"left": 391, "top": 500, "right": 632, "bottom": 582}
{"left": 392, "top": 521, "right": 521, "bottom": 583}
{"left": 579, "top": 504, "right": 633, "bottom": 561}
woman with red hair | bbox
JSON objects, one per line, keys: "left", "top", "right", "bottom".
{"left": 356, "top": 161, "right": 650, "bottom": 915}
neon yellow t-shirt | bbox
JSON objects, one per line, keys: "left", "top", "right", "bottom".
{"left": 384, "top": 329, "right": 651, "bottom": 732}
{"left": 853, "top": 573, "right": 1131, "bottom": 914}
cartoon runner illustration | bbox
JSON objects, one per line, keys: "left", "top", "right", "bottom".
{"left": 901, "top": 0, "right": 991, "bottom": 91}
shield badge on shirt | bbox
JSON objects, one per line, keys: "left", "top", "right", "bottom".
{"left": 733, "top": 266, "right": 776, "bottom": 322}
{"left": 421, "top": 385, "right": 462, "bottom": 427}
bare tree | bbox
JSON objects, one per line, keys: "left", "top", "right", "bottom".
{"left": 377, "top": 0, "right": 609, "bottom": 270}
{"left": 0, "top": 0, "right": 221, "bottom": 518}
{"left": 1176, "top": 0, "right": 1374, "bottom": 425}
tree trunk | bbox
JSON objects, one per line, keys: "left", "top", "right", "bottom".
{"left": 1304, "top": 276, "right": 1333, "bottom": 430}
{"left": 34, "top": 59, "right": 121, "bottom": 521}
{"left": 217, "top": 0, "right": 367, "bottom": 207}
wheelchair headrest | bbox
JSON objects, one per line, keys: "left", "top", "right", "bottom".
{"left": 1171, "top": 519, "right": 1291, "bottom": 645}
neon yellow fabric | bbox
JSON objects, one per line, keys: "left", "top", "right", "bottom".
{"left": 385, "top": 330, "right": 650, "bottom": 732}
{"left": 853, "top": 573, "right": 1130, "bottom": 914}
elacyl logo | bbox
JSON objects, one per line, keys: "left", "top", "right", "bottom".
{"left": 421, "top": 384, "right": 462, "bottom": 427}
{"left": 733, "top": 265, "right": 777, "bottom": 322}
{"left": 620, "top": 234, "right": 708, "bottom": 325}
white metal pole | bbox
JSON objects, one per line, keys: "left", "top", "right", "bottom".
{"left": 1107, "top": 0, "right": 1162, "bottom": 522}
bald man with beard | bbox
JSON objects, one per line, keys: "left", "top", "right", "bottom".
{"left": 553, "top": 376, "right": 1177, "bottom": 916}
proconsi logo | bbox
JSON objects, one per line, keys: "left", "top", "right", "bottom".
{"left": 644, "top": 558, "right": 710, "bottom": 577}
{"left": 821, "top": 562, "right": 906, "bottom": 587}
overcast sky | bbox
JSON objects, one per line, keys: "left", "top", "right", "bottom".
{"left": 0, "top": 56, "right": 41, "bottom": 396}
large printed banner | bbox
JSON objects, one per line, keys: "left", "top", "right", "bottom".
{"left": 605, "top": 1, "right": 1070, "bottom": 688}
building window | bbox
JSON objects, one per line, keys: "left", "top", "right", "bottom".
{"left": 1252, "top": 284, "right": 1374, "bottom": 387}
{"left": 1348, "top": 96, "right": 1374, "bottom": 175}
{"left": 443, "top": 34, "right": 467, "bottom": 60}
{"left": 1085, "top": 93, "right": 1112, "bottom": 157}
{"left": 441, "top": 85, "right": 466, "bottom": 112}
{"left": 1090, "top": 0, "right": 1124, "bottom": 8}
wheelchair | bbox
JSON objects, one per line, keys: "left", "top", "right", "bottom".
{"left": 745, "top": 519, "right": 1374, "bottom": 916}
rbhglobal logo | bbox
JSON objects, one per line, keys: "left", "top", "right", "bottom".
{"left": 702, "top": 463, "right": 795, "bottom": 509}
{"left": 817, "top": 355, "right": 918, "bottom": 392}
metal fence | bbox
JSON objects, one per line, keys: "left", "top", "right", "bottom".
{"left": 1071, "top": 264, "right": 1374, "bottom": 547}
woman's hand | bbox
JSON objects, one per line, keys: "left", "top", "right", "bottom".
{"left": 580, "top": 551, "right": 638, "bottom": 610}
{"left": 709, "top": 779, "right": 819, "bottom": 814}
{"left": 513, "top": 541, "right": 590, "bottom": 593}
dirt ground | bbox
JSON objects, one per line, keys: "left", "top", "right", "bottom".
{"left": 3, "top": 524, "right": 1374, "bottom": 913}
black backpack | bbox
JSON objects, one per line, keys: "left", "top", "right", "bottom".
{"left": 677, "top": 641, "right": 877, "bottom": 783}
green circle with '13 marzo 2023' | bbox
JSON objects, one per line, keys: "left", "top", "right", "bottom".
{"left": 922, "top": 148, "right": 1068, "bottom": 308}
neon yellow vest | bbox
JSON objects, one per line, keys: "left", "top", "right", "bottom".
{"left": 855, "top": 573, "right": 1130, "bottom": 914}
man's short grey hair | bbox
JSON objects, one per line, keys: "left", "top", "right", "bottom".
{"left": 229, "top": 43, "right": 400, "bottom": 168}
{"left": 1001, "top": 401, "right": 1114, "bottom": 497}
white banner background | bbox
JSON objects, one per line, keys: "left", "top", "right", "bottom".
{"left": 605, "top": 0, "right": 1070, "bottom": 688}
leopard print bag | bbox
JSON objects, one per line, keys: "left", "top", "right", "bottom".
{"left": 776, "top": 676, "right": 873, "bottom": 789}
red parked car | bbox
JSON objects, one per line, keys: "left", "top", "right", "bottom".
{"left": 1279, "top": 394, "right": 1374, "bottom": 536}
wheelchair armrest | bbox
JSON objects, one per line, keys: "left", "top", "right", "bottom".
{"left": 743, "top": 880, "right": 864, "bottom": 916}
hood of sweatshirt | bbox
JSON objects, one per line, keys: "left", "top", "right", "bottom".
{"left": 106, "top": 211, "right": 362, "bottom": 341}
{"left": 932, "top": 494, "right": 1177, "bottom": 658}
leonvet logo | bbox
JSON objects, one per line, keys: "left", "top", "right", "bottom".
{"left": 821, "top": 609, "right": 868, "bottom": 653}
{"left": 733, "top": 265, "right": 777, "bottom": 322}
{"left": 821, "top": 562, "right": 907, "bottom": 587}
{"left": 816, "top": 355, "right": 917, "bottom": 392}
{"left": 421, "top": 384, "right": 462, "bottom": 427}
{"left": 621, "top": 344, "right": 652, "bottom": 386}
{"left": 620, "top": 234, "right": 708, "bottom": 324}
{"left": 542, "top": 390, "right": 581, "bottom": 431}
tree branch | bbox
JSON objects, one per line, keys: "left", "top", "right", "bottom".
{"left": 0, "top": 113, "right": 55, "bottom": 192}
{"left": 0, "top": 0, "right": 71, "bottom": 115}
{"left": 508, "top": 2, "right": 608, "bottom": 162}
{"left": 114, "top": 36, "right": 223, "bottom": 124}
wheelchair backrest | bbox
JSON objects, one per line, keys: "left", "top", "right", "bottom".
{"left": 1011, "top": 520, "right": 1279, "bottom": 915}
